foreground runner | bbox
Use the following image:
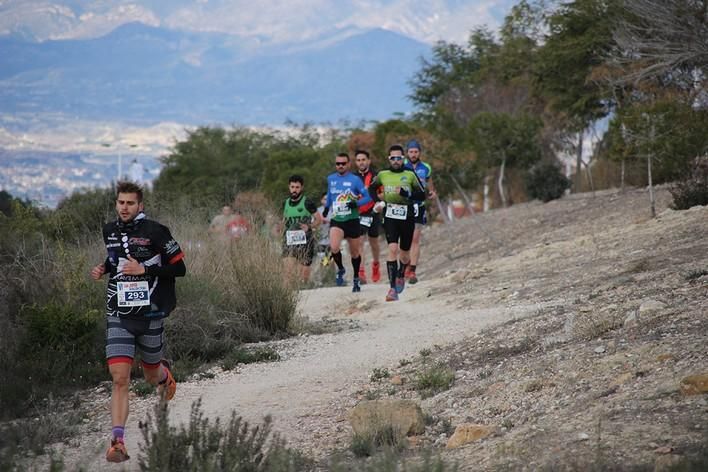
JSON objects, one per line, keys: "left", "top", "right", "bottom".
{"left": 323, "top": 152, "right": 372, "bottom": 292}
{"left": 404, "top": 139, "right": 436, "bottom": 284}
{"left": 354, "top": 149, "right": 381, "bottom": 283}
{"left": 368, "top": 145, "right": 426, "bottom": 301}
{"left": 90, "top": 181, "right": 186, "bottom": 463}
{"left": 281, "top": 175, "right": 322, "bottom": 284}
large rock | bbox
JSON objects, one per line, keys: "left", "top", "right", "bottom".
{"left": 348, "top": 400, "right": 425, "bottom": 436}
{"left": 639, "top": 299, "right": 666, "bottom": 313}
{"left": 680, "top": 374, "right": 708, "bottom": 395}
{"left": 445, "top": 423, "right": 497, "bottom": 449}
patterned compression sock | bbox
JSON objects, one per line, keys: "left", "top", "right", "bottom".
{"left": 387, "top": 261, "right": 398, "bottom": 289}
{"left": 112, "top": 425, "right": 125, "bottom": 441}
{"left": 351, "top": 256, "right": 362, "bottom": 276}
{"left": 332, "top": 251, "right": 344, "bottom": 270}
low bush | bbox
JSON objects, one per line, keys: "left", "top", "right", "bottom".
{"left": 138, "top": 399, "right": 310, "bottom": 471}
{"left": 415, "top": 363, "right": 455, "bottom": 399}
{"left": 670, "top": 156, "right": 708, "bottom": 210}
{"left": 524, "top": 161, "right": 570, "bottom": 202}
{"left": 221, "top": 347, "right": 280, "bottom": 371}
{"left": 350, "top": 425, "right": 405, "bottom": 458}
{"left": 0, "top": 395, "right": 84, "bottom": 457}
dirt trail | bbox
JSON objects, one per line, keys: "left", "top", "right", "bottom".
{"left": 76, "top": 278, "right": 544, "bottom": 470}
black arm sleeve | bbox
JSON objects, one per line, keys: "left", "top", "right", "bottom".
{"left": 410, "top": 189, "right": 426, "bottom": 201}
{"left": 103, "top": 257, "right": 114, "bottom": 273}
{"left": 145, "top": 259, "right": 186, "bottom": 278}
{"left": 305, "top": 198, "right": 318, "bottom": 214}
{"left": 322, "top": 206, "right": 330, "bottom": 218}
{"left": 367, "top": 179, "right": 381, "bottom": 202}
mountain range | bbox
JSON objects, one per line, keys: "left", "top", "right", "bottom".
{"left": 1, "top": 21, "right": 432, "bottom": 126}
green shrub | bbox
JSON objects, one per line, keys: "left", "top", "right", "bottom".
{"left": 49, "top": 186, "right": 115, "bottom": 243}
{"left": 415, "top": 363, "right": 455, "bottom": 399}
{"left": 370, "top": 367, "right": 390, "bottom": 382}
{"left": 0, "top": 304, "right": 105, "bottom": 414}
{"left": 138, "top": 399, "right": 310, "bottom": 471}
{"left": 222, "top": 347, "right": 280, "bottom": 371}
{"left": 0, "top": 395, "right": 84, "bottom": 457}
{"left": 350, "top": 425, "right": 405, "bottom": 458}
{"left": 524, "top": 161, "right": 570, "bottom": 202}
{"left": 670, "top": 156, "right": 708, "bottom": 210}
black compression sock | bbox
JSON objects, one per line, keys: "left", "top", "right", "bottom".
{"left": 410, "top": 265, "right": 417, "bottom": 272}
{"left": 351, "top": 256, "right": 362, "bottom": 277}
{"left": 332, "top": 251, "right": 344, "bottom": 270}
{"left": 398, "top": 261, "right": 408, "bottom": 278}
{"left": 387, "top": 261, "right": 398, "bottom": 289}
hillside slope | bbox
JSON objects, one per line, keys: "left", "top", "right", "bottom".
{"left": 52, "top": 186, "right": 708, "bottom": 470}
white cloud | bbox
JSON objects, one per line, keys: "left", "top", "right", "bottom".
{"left": 53, "top": 3, "right": 161, "bottom": 39}
{"left": 0, "top": 0, "right": 515, "bottom": 44}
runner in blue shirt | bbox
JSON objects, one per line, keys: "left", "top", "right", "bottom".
{"left": 323, "top": 152, "right": 372, "bottom": 292}
{"left": 403, "top": 139, "right": 437, "bottom": 284}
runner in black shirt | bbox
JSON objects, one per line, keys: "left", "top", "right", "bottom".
{"left": 90, "top": 181, "right": 186, "bottom": 463}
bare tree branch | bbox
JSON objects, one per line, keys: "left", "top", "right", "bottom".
{"left": 612, "top": 0, "right": 708, "bottom": 84}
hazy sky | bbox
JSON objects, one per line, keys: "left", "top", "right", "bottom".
{"left": 0, "top": 0, "right": 518, "bottom": 44}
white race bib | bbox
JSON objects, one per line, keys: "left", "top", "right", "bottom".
{"left": 385, "top": 203, "right": 408, "bottom": 220}
{"left": 360, "top": 216, "right": 373, "bottom": 227}
{"left": 413, "top": 203, "right": 419, "bottom": 217}
{"left": 333, "top": 200, "right": 352, "bottom": 217}
{"left": 117, "top": 281, "right": 150, "bottom": 307}
{"left": 286, "top": 229, "right": 307, "bottom": 246}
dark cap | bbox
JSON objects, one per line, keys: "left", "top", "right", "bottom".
{"left": 406, "top": 139, "right": 421, "bottom": 151}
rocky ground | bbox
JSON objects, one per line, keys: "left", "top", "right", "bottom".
{"left": 26, "top": 186, "right": 708, "bottom": 471}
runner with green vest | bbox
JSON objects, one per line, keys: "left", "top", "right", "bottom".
{"left": 367, "top": 144, "right": 426, "bottom": 302}
{"left": 281, "top": 175, "right": 322, "bottom": 284}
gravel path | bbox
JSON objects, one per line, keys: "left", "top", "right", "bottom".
{"left": 75, "top": 279, "right": 542, "bottom": 470}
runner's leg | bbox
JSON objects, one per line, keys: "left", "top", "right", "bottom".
{"left": 329, "top": 226, "right": 345, "bottom": 270}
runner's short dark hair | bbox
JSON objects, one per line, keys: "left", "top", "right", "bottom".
{"left": 116, "top": 181, "right": 143, "bottom": 202}
{"left": 289, "top": 174, "right": 304, "bottom": 185}
{"left": 354, "top": 149, "right": 370, "bottom": 159}
{"left": 336, "top": 152, "right": 350, "bottom": 161}
{"left": 388, "top": 144, "right": 405, "bottom": 154}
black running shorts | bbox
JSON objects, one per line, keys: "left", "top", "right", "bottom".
{"left": 330, "top": 218, "right": 361, "bottom": 239}
{"left": 359, "top": 212, "right": 381, "bottom": 238}
{"left": 383, "top": 210, "right": 415, "bottom": 251}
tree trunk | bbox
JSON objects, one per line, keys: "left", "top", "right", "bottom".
{"left": 583, "top": 160, "right": 595, "bottom": 194}
{"left": 483, "top": 175, "right": 490, "bottom": 212}
{"left": 498, "top": 158, "right": 507, "bottom": 208}
{"left": 434, "top": 194, "right": 450, "bottom": 224}
{"left": 574, "top": 131, "right": 584, "bottom": 192}
{"left": 451, "top": 175, "right": 474, "bottom": 215}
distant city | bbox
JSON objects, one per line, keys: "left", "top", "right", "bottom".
{"left": 0, "top": 151, "right": 162, "bottom": 208}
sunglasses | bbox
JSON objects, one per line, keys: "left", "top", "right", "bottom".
{"left": 335, "top": 162, "right": 348, "bottom": 166}
{"left": 388, "top": 156, "right": 404, "bottom": 161}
